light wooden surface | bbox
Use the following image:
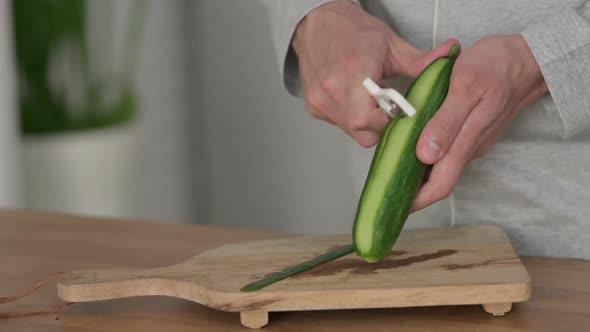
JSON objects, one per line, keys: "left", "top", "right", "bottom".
{"left": 57, "top": 225, "right": 530, "bottom": 328}
{"left": 1, "top": 209, "right": 590, "bottom": 331}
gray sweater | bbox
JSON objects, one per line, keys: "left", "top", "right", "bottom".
{"left": 260, "top": 0, "right": 590, "bottom": 259}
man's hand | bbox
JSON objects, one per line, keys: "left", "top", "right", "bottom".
{"left": 293, "top": 0, "right": 458, "bottom": 147}
{"left": 412, "top": 35, "right": 549, "bottom": 212}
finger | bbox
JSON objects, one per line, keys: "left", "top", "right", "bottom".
{"left": 473, "top": 108, "right": 513, "bottom": 159}
{"left": 346, "top": 80, "right": 390, "bottom": 147}
{"left": 412, "top": 98, "right": 499, "bottom": 212}
{"left": 305, "top": 84, "right": 384, "bottom": 148}
{"left": 351, "top": 130, "right": 381, "bottom": 148}
{"left": 304, "top": 101, "right": 331, "bottom": 123}
{"left": 387, "top": 38, "right": 461, "bottom": 78}
{"left": 445, "top": 97, "right": 501, "bottom": 163}
{"left": 352, "top": 107, "right": 391, "bottom": 133}
{"left": 346, "top": 103, "right": 388, "bottom": 148}
{"left": 303, "top": 86, "right": 339, "bottom": 122}
{"left": 308, "top": 96, "right": 382, "bottom": 147}
{"left": 411, "top": 148, "right": 465, "bottom": 212}
{"left": 474, "top": 125, "right": 503, "bottom": 159}
{"left": 416, "top": 72, "right": 481, "bottom": 165}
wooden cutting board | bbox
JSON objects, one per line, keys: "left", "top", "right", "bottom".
{"left": 58, "top": 225, "right": 531, "bottom": 329}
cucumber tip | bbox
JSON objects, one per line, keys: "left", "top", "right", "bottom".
{"left": 448, "top": 45, "right": 460, "bottom": 60}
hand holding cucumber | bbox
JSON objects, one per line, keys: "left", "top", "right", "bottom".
{"left": 292, "top": 0, "right": 458, "bottom": 147}
{"left": 412, "top": 35, "right": 549, "bottom": 212}
{"left": 295, "top": 2, "right": 549, "bottom": 262}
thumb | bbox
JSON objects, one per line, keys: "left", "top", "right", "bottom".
{"left": 386, "top": 37, "right": 460, "bottom": 78}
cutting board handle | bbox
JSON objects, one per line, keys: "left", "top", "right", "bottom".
{"left": 57, "top": 263, "right": 201, "bottom": 303}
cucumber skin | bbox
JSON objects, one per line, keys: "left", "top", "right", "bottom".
{"left": 353, "top": 58, "right": 455, "bottom": 263}
{"left": 240, "top": 244, "right": 355, "bottom": 292}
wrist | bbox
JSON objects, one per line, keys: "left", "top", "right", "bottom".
{"left": 510, "top": 34, "right": 549, "bottom": 97}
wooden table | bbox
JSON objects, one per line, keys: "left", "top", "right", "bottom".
{"left": 1, "top": 209, "right": 589, "bottom": 331}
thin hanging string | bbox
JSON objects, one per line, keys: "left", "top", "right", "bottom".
{"left": 0, "top": 302, "right": 77, "bottom": 318}
{"left": 431, "top": 0, "right": 456, "bottom": 227}
{"left": 0, "top": 272, "right": 78, "bottom": 318}
{"left": 449, "top": 191, "right": 457, "bottom": 227}
{"left": 432, "top": 0, "right": 439, "bottom": 49}
{"left": 0, "top": 272, "right": 68, "bottom": 304}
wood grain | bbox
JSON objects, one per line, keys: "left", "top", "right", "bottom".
{"left": 1, "top": 209, "right": 590, "bottom": 331}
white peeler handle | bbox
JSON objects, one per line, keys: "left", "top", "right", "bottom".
{"left": 362, "top": 78, "right": 416, "bottom": 118}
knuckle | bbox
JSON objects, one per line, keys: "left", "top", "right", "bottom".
{"left": 434, "top": 118, "right": 458, "bottom": 143}
{"left": 438, "top": 115, "right": 459, "bottom": 133}
{"left": 454, "top": 145, "right": 473, "bottom": 164}
{"left": 433, "top": 181, "right": 453, "bottom": 201}
{"left": 353, "top": 131, "right": 379, "bottom": 148}
{"left": 307, "top": 107, "right": 323, "bottom": 120}
{"left": 341, "top": 54, "right": 363, "bottom": 72}
{"left": 303, "top": 99, "right": 327, "bottom": 121}
{"left": 356, "top": 137, "right": 375, "bottom": 148}
{"left": 451, "top": 71, "right": 479, "bottom": 96}
{"left": 423, "top": 120, "right": 455, "bottom": 153}
{"left": 475, "top": 139, "right": 497, "bottom": 159}
{"left": 457, "top": 131, "right": 479, "bottom": 159}
{"left": 306, "top": 88, "right": 330, "bottom": 111}
{"left": 317, "top": 67, "right": 345, "bottom": 98}
{"left": 439, "top": 190, "right": 452, "bottom": 201}
{"left": 348, "top": 113, "right": 370, "bottom": 131}
{"left": 474, "top": 150, "right": 486, "bottom": 159}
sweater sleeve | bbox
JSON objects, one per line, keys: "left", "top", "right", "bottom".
{"left": 258, "top": 0, "right": 360, "bottom": 97}
{"left": 519, "top": 2, "right": 590, "bottom": 139}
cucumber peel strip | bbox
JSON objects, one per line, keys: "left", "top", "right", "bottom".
{"left": 240, "top": 244, "right": 355, "bottom": 292}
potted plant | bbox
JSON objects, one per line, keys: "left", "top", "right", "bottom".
{"left": 12, "top": 0, "right": 149, "bottom": 218}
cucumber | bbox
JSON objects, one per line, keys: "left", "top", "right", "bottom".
{"left": 353, "top": 46, "right": 458, "bottom": 263}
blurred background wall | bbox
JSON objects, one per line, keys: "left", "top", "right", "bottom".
{"left": 134, "top": 0, "right": 196, "bottom": 224}
{"left": 188, "top": 1, "right": 358, "bottom": 233}
{"left": 3, "top": 0, "right": 359, "bottom": 234}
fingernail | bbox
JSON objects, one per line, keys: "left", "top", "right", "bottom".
{"left": 422, "top": 140, "right": 441, "bottom": 163}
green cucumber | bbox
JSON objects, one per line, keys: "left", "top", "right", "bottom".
{"left": 353, "top": 46, "right": 459, "bottom": 263}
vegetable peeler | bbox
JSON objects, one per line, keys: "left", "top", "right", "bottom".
{"left": 362, "top": 78, "right": 417, "bottom": 119}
